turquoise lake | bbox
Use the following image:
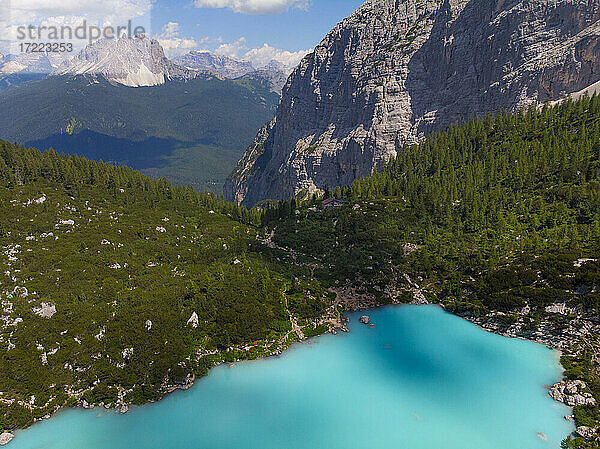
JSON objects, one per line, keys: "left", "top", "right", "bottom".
{"left": 11, "top": 305, "right": 573, "bottom": 449}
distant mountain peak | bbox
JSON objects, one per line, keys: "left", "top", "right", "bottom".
{"left": 0, "top": 52, "right": 67, "bottom": 75}
{"left": 173, "top": 51, "right": 255, "bottom": 79}
{"left": 53, "top": 36, "right": 195, "bottom": 87}
{"left": 261, "top": 60, "right": 286, "bottom": 74}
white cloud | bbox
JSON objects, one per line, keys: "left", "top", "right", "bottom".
{"left": 214, "top": 37, "right": 247, "bottom": 59}
{"left": 244, "top": 43, "right": 309, "bottom": 70}
{"left": 215, "top": 39, "right": 309, "bottom": 72}
{"left": 155, "top": 22, "right": 201, "bottom": 58}
{"left": 193, "top": 0, "right": 310, "bottom": 15}
{"left": 1, "top": 0, "right": 152, "bottom": 55}
{"left": 5, "top": 0, "right": 152, "bottom": 26}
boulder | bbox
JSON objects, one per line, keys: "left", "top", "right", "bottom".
{"left": 359, "top": 316, "right": 370, "bottom": 325}
{"left": 187, "top": 312, "right": 199, "bottom": 328}
{"left": 575, "top": 426, "right": 597, "bottom": 439}
{"left": 549, "top": 380, "right": 597, "bottom": 407}
{"left": 0, "top": 433, "right": 13, "bottom": 446}
{"left": 32, "top": 302, "right": 56, "bottom": 318}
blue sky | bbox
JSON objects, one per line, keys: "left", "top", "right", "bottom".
{"left": 1, "top": 0, "right": 365, "bottom": 69}
{"left": 153, "top": 0, "right": 363, "bottom": 53}
{"left": 150, "top": 0, "right": 365, "bottom": 68}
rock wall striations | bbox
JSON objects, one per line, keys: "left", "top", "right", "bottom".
{"left": 225, "top": 0, "right": 600, "bottom": 206}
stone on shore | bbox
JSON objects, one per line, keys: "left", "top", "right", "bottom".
{"left": 359, "top": 316, "right": 370, "bottom": 324}
{"left": 0, "top": 433, "right": 14, "bottom": 446}
{"left": 549, "top": 380, "right": 597, "bottom": 407}
{"left": 575, "top": 426, "right": 598, "bottom": 439}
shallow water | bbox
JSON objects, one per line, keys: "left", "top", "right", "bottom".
{"left": 11, "top": 305, "right": 573, "bottom": 449}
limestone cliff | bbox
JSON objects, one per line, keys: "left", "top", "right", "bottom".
{"left": 225, "top": 0, "right": 600, "bottom": 206}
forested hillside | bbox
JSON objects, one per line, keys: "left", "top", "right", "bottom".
{"left": 270, "top": 97, "right": 600, "bottom": 301}
{"left": 265, "top": 97, "right": 600, "bottom": 447}
{"left": 0, "top": 142, "right": 334, "bottom": 432}
{"left": 2, "top": 96, "right": 600, "bottom": 447}
{"left": 0, "top": 74, "right": 279, "bottom": 192}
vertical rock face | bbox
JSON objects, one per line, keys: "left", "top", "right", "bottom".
{"left": 225, "top": 0, "right": 600, "bottom": 206}
{"left": 53, "top": 36, "right": 196, "bottom": 87}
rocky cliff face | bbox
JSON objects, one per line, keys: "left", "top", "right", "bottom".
{"left": 225, "top": 0, "right": 600, "bottom": 206}
{"left": 53, "top": 36, "right": 196, "bottom": 87}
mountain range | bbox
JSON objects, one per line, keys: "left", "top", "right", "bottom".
{"left": 1, "top": 0, "right": 600, "bottom": 445}
{"left": 225, "top": 0, "right": 600, "bottom": 206}
{"left": 0, "top": 52, "right": 68, "bottom": 90}
{"left": 51, "top": 37, "right": 197, "bottom": 88}
{"left": 1, "top": 39, "right": 288, "bottom": 92}
{"left": 0, "top": 37, "right": 285, "bottom": 191}
{"left": 173, "top": 51, "right": 255, "bottom": 79}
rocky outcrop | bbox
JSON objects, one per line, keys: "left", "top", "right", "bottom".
{"left": 575, "top": 426, "right": 599, "bottom": 439}
{"left": 0, "top": 433, "right": 14, "bottom": 446}
{"left": 226, "top": 0, "right": 600, "bottom": 206}
{"left": 549, "top": 380, "right": 597, "bottom": 407}
{"left": 32, "top": 302, "right": 56, "bottom": 318}
{"left": 187, "top": 312, "right": 199, "bottom": 328}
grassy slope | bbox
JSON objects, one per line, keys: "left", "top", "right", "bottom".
{"left": 0, "top": 142, "right": 333, "bottom": 432}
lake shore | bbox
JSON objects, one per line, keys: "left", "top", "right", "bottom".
{"left": 3, "top": 292, "right": 597, "bottom": 447}
{"left": 7, "top": 305, "right": 575, "bottom": 449}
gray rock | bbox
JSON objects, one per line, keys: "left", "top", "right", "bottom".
{"left": 575, "top": 426, "right": 597, "bottom": 440}
{"left": 412, "top": 290, "right": 429, "bottom": 305}
{"left": 186, "top": 312, "right": 199, "bottom": 328}
{"left": 359, "top": 315, "right": 370, "bottom": 324}
{"left": 549, "top": 380, "right": 597, "bottom": 407}
{"left": 226, "top": 0, "right": 600, "bottom": 206}
{"left": 53, "top": 36, "right": 199, "bottom": 87}
{"left": 0, "top": 433, "right": 13, "bottom": 446}
{"left": 32, "top": 302, "right": 56, "bottom": 318}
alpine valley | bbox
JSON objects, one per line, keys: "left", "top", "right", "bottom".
{"left": 0, "top": 0, "right": 600, "bottom": 448}
{"left": 0, "top": 36, "right": 284, "bottom": 192}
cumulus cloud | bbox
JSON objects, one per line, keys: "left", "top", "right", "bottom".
{"left": 214, "top": 37, "right": 248, "bottom": 59}
{"left": 214, "top": 38, "right": 309, "bottom": 72}
{"left": 155, "top": 22, "right": 202, "bottom": 58}
{"left": 193, "top": 0, "right": 310, "bottom": 15}
{"left": 1, "top": 0, "right": 152, "bottom": 54}
{"left": 244, "top": 43, "right": 309, "bottom": 70}
{"left": 6, "top": 0, "right": 152, "bottom": 26}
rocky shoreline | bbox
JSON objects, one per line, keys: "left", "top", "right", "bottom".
{"left": 3, "top": 292, "right": 597, "bottom": 447}
{"left": 332, "top": 280, "right": 600, "bottom": 444}
{"left": 452, "top": 303, "right": 600, "bottom": 444}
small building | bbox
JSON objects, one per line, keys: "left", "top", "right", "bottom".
{"left": 322, "top": 198, "right": 345, "bottom": 209}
